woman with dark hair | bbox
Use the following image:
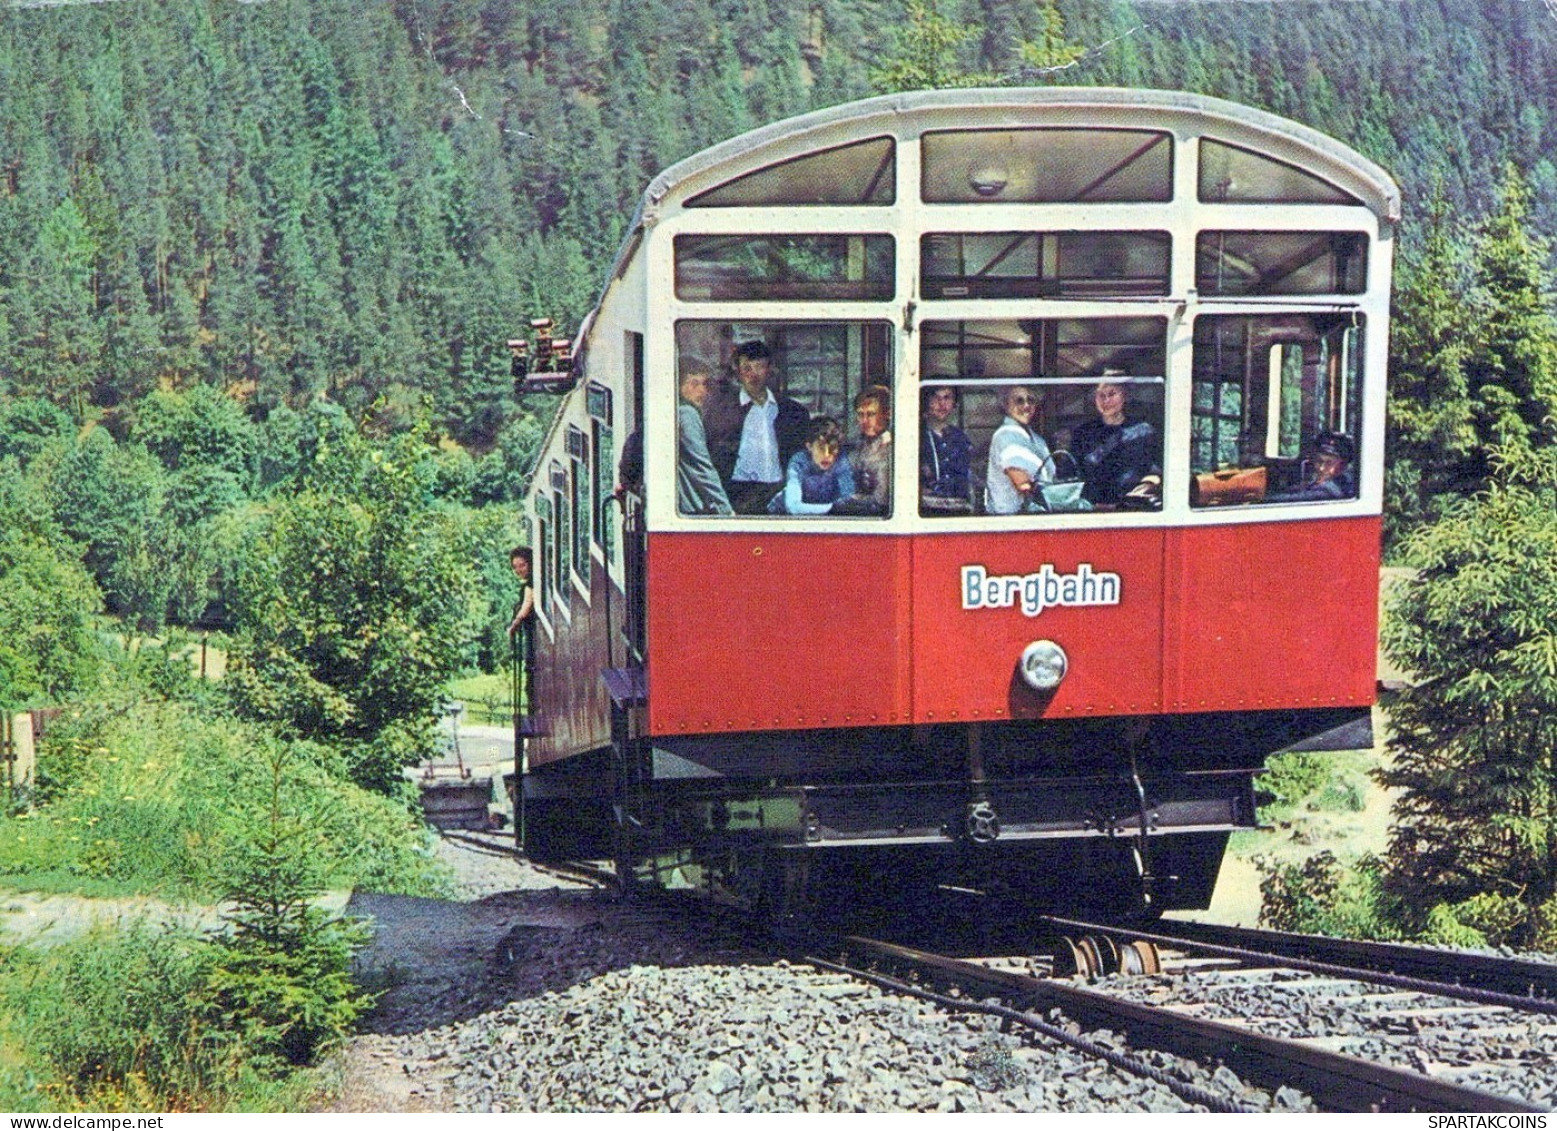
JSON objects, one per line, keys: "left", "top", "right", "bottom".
{"left": 1071, "top": 378, "right": 1159, "bottom": 506}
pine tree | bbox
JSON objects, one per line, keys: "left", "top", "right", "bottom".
{"left": 1463, "top": 165, "right": 1557, "bottom": 466}
{"left": 1381, "top": 445, "right": 1557, "bottom": 949}
{"left": 1384, "top": 192, "right": 1477, "bottom": 548}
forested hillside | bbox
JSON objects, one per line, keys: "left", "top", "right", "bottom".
{"left": 3, "top": 0, "right": 1557, "bottom": 446}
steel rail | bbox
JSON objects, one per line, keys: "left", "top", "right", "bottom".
{"left": 1152, "top": 917, "right": 1557, "bottom": 1002}
{"left": 807, "top": 951, "right": 1255, "bottom": 1113}
{"left": 1042, "top": 914, "right": 1557, "bottom": 1020}
{"left": 836, "top": 935, "right": 1546, "bottom": 1113}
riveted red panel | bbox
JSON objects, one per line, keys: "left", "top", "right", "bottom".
{"left": 1162, "top": 517, "right": 1380, "bottom": 713}
{"left": 909, "top": 529, "right": 1166, "bottom": 723}
{"left": 646, "top": 532, "right": 913, "bottom": 735}
{"left": 643, "top": 517, "right": 1380, "bottom": 737}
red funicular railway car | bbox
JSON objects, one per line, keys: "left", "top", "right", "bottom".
{"left": 514, "top": 88, "right": 1397, "bottom": 923}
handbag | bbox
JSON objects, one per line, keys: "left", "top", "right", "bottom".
{"left": 1034, "top": 451, "right": 1093, "bottom": 513}
{"left": 1191, "top": 466, "right": 1268, "bottom": 506}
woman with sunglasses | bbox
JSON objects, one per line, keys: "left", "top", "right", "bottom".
{"left": 985, "top": 385, "right": 1053, "bottom": 515}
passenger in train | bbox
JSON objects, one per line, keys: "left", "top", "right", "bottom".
{"left": 505, "top": 546, "right": 535, "bottom": 694}
{"left": 1071, "top": 377, "right": 1160, "bottom": 506}
{"left": 920, "top": 383, "right": 972, "bottom": 509}
{"left": 675, "top": 356, "right": 734, "bottom": 516}
{"left": 850, "top": 384, "right": 893, "bottom": 514}
{"left": 1270, "top": 431, "right": 1357, "bottom": 502}
{"left": 505, "top": 546, "right": 534, "bottom": 643}
{"left": 769, "top": 416, "right": 856, "bottom": 515}
{"left": 985, "top": 385, "right": 1053, "bottom": 515}
{"left": 704, "top": 340, "right": 810, "bottom": 514}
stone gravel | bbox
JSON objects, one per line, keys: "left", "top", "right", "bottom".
{"left": 342, "top": 832, "right": 1552, "bottom": 1113}
{"left": 336, "top": 833, "right": 1295, "bottom": 1112}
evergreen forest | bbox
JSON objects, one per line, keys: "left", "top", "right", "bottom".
{"left": 3, "top": 2, "right": 1557, "bottom": 1105}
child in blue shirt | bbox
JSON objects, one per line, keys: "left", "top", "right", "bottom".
{"left": 769, "top": 417, "right": 855, "bottom": 515}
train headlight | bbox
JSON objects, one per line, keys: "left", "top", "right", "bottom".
{"left": 1019, "top": 640, "right": 1068, "bottom": 692}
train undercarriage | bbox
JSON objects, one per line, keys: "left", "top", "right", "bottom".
{"left": 520, "top": 705, "right": 1371, "bottom": 928}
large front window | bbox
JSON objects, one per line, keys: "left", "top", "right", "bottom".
{"left": 673, "top": 320, "right": 895, "bottom": 518}
{"left": 919, "top": 318, "right": 1166, "bottom": 516}
{"left": 1190, "top": 313, "right": 1364, "bottom": 507}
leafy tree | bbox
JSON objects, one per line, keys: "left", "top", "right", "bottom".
{"left": 45, "top": 429, "right": 177, "bottom": 633}
{"left": 130, "top": 385, "right": 259, "bottom": 486}
{"left": 225, "top": 429, "right": 481, "bottom": 792}
{"left": 0, "top": 526, "right": 103, "bottom": 711}
{"left": 1380, "top": 445, "right": 1557, "bottom": 949}
{"left": 0, "top": 397, "right": 74, "bottom": 468}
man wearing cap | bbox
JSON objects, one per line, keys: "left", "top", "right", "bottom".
{"left": 705, "top": 340, "right": 810, "bottom": 514}
{"left": 1274, "top": 431, "right": 1357, "bottom": 502}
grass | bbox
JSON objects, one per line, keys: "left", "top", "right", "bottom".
{"left": 0, "top": 924, "right": 338, "bottom": 1112}
{"left": 447, "top": 670, "right": 523, "bottom": 726}
{"left": 0, "top": 700, "right": 452, "bottom": 901}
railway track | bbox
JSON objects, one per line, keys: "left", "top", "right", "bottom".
{"left": 1143, "top": 916, "right": 1557, "bottom": 1003}
{"left": 811, "top": 931, "right": 1555, "bottom": 1113}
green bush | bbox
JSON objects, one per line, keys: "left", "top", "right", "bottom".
{"left": 0, "top": 924, "right": 286, "bottom": 1111}
{"left": 1258, "top": 852, "right": 1404, "bottom": 940}
{"left": 1420, "top": 893, "right": 1532, "bottom": 949}
{"left": 1311, "top": 776, "right": 1368, "bottom": 814}
{"left": 2, "top": 701, "right": 450, "bottom": 899}
{"left": 0, "top": 740, "right": 384, "bottom": 1110}
{"left": 1257, "top": 752, "right": 1331, "bottom": 816}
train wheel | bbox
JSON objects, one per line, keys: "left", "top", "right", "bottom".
{"left": 1085, "top": 933, "right": 1121, "bottom": 976}
{"left": 1119, "top": 939, "right": 1161, "bottom": 976}
{"left": 1049, "top": 936, "right": 1093, "bottom": 979}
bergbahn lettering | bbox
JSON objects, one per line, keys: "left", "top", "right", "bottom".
{"left": 960, "top": 563, "right": 1121, "bottom": 618}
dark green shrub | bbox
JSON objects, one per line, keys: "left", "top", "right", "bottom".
{"left": 1258, "top": 852, "right": 1404, "bottom": 940}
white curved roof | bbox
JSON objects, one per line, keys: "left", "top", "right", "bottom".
{"left": 635, "top": 87, "right": 1400, "bottom": 224}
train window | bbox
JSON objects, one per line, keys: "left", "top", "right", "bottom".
{"left": 550, "top": 463, "right": 570, "bottom": 613}
{"left": 686, "top": 137, "right": 895, "bottom": 207}
{"left": 920, "top": 318, "right": 1166, "bottom": 516}
{"left": 570, "top": 453, "right": 591, "bottom": 584}
{"left": 922, "top": 129, "right": 1172, "bottom": 203}
{"left": 1190, "top": 314, "right": 1364, "bottom": 508}
{"left": 920, "top": 316, "right": 1167, "bottom": 383}
{"left": 674, "top": 320, "right": 895, "bottom": 517}
{"left": 1198, "top": 140, "right": 1360, "bottom": 205}
{"left": 534, "top": 495, "right": 552, "bottom": 622}
{"left": 674, "top": 234, "right": 895, "bottom": 301}
{"left": 1197, "top": 231, "right": 1367, "bottom": 296}
{"left": 593, "top": 419, "right": 613, "bottom": 559}
{"left": 921, "top": 231, "right": 1170, "bottom": 299}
